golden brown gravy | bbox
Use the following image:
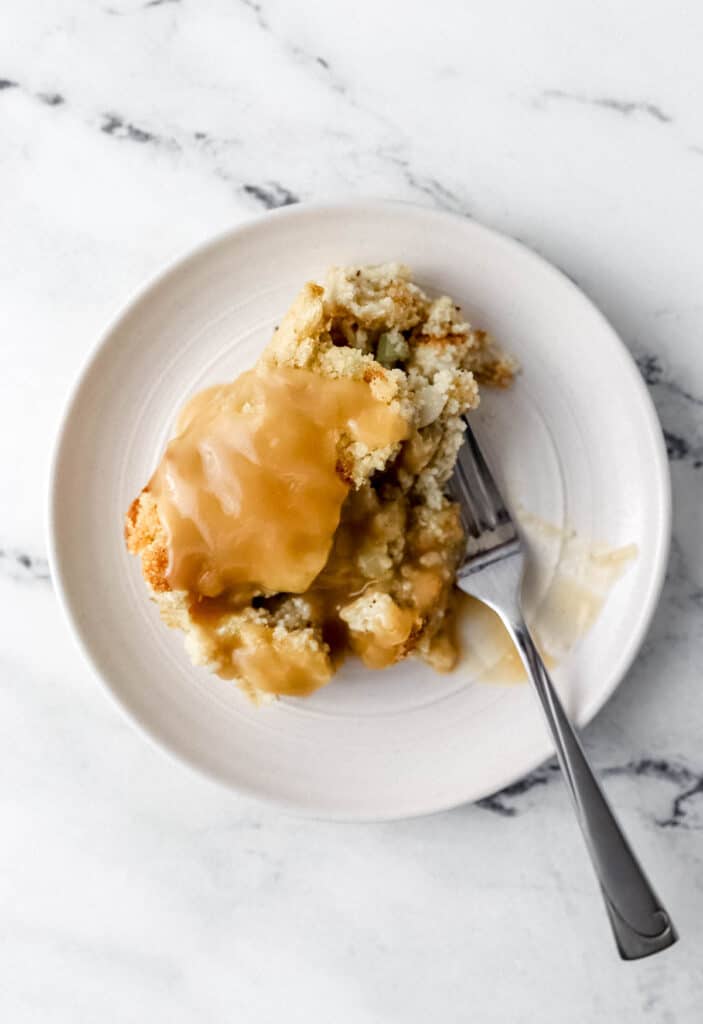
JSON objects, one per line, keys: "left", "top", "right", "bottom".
{"left": 226, "top": 619, "right": 332, "bottom": 698}
{"left": 304, "top": 486, "right": 455, "bottom": 670}
{"left": 148, "top": 365, "right": 408, "bottom": 598}
{"left": 182, "top": 469, "right": 451, "bottom": 696}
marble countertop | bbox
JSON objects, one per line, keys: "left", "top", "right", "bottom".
{"left": 2, "top": 1, "right": 702, "bottom": 1020}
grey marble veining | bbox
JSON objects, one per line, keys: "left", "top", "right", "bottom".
{"left": 540, "top": 89, "right": 674, "bottom": 124}
{"left": 1, "top": 1, "right": 702, "bottom": 1020}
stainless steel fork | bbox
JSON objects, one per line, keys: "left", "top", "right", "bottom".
{"left": 451, "top": 421, "right": 677, "bottom": 960}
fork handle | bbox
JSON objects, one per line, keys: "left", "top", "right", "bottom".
{"left": 507, "top": 618, "right": 677, "bottom": 960}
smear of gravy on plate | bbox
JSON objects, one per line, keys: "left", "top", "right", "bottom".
{"left": 459, "top": 511, "right": 637, "bottom": 683}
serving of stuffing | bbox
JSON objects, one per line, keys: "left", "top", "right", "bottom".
{"left": 125, "top": 263, "right": 513, "bottom": 702}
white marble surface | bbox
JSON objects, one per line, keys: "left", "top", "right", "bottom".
{"left": 2, "top": 1, "right": 702, "bottom": 1019}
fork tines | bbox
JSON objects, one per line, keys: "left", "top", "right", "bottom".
{"left": 449, "top": 419, "right": 517, "bottom": 546}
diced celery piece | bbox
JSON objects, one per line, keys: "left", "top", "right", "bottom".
{"left": 376, "top": 331, "right": 409, "bottom": 366}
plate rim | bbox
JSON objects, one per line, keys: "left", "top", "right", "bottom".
{"left": 46, "top": 198, "right": 672, "bottom": 821}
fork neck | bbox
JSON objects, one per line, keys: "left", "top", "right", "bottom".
{"left": 457, "top": 551, "right": 524, "bottom": 628}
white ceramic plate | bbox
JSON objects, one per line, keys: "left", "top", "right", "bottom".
{"left": 48, "top": 201, "right": 670, "bottom": 820}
